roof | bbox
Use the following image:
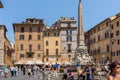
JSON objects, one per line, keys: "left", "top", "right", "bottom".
{"left": 86, "top": 15, "right": 116, "bottom": 32}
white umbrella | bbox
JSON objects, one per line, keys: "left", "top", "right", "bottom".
{"left": 26, "top": 60, "right": 34, "bottom": 65}
{"left": 14, "top": 61, "right": 23, "bottom": 65}
{"left": 62, "top": 62, "right": 71, "bottom": 65}
{"left": 44, "top": 62, "right": 50, "bottom": 65}
{"left": 35, "top": 60, "right": 44, "bottom": 65}
{"left": 56, "top": 62, "right": 61, "bottom": 65}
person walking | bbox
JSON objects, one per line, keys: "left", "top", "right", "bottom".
{"left": 23, "top": 66, "right": 26, "bottom": 75}
{"left": 14, "top": 66, "right": 18, "bottom": 77}
{"left": 38, "top": 67, "right": 43, "bottom": 80}
{"left": 54, "top": 66, "right": 58, "bottom": 77}
{"left": 55, "top": 62, "right": 59, "bottom": 73}
{"left": 68, "top": 70, "right": 74, "bottom": 80}
{"left": 50, "top": 65, "right": 54, "bottom": 76}
{"left": 86, "top": 65, "right": 92, "bottom": 80}
{"left": 27, "top": 66, "right": 32, "bottom": 78}
{"left": 63, "top": 66, "right": 68, "bottom": 80}
{"left": 10, "top": 65, "right": 14, "bottom": 77}
{"left": 3, "top": 65, "right": 8, "bottom": 78}
{"left": 31, "top": 65, "right": 36, "bottom": 77}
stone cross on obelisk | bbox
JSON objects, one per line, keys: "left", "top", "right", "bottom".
{"left": 73, "top": 0, "right": 93, "bottom": 65}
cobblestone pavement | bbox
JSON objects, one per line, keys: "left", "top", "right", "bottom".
{"left": 0, "top": 71, "right": 108, "bottom": 80}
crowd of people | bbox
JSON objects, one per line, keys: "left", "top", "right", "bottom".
{"left": 0, "top": 64, "right": 41, "bottom": 78}
{"left": 0, "top": 65, "right": 19, "bottom": 78}
{"left": 0, "top": 61, "right": 119, "bottom": 80}
{"left": 0, "top": 62, "right": 60, "bottom": 79}
{"left": 76, "top": 61, "right": 120, "bottom": 80}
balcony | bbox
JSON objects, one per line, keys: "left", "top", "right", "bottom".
{"left": 26, "top": 52, "right": 34, "bottom": 54}
{"left": 60, "top": 26, "right": 77, "bottom": 30}
{"left": 26, "top": 51, "right": 34, "bottom": 58}
{"left": 26, "top": 50, "right": 34, "bottom": 53}
{"left": 44, "top": 54, "right": 61, "bottom": 57}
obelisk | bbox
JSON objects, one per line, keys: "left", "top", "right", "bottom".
{"left": 73, "top": 0, "right": 92, "bottom": 65}
{"left": 78, "top": 0, "right": 85, "bottom": 46}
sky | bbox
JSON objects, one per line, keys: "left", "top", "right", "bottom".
{"left": 0, "top": 0, "right": 120, "bottom": 43}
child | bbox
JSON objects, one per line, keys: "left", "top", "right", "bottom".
{"left": 68, "top": 70, "right": 74, "bottom": 80}
{"left": 63, "top": 67, "right": 68, "bottom": 80}
{"left": 28, "top": 68, "right": 31, "bottom": 78}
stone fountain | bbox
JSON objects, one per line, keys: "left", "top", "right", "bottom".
{"left": 73, "top": 0, "right": 93, "bottom": 65}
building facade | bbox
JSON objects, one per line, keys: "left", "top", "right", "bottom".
{"left": 13, "top": 18, "right": 44, "bottom": 64}
{"left": 4, "top": 36, "right": 14, "bottom": 66}
{"left": 43, "top": 26, "right": 61, "bottom": 64}
{"left": 85, "top": 13, "right": 120, "bottom": 64}
{"left": 110, "top": 13, "right": 120, "bottom": 62}
{"left": 0, "top": 25, "right": 13, "bottom": 66}
{"left": 52, "top": 17, "right": 77, "bottom": 63}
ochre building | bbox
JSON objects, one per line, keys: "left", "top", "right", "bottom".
{"left": 85, "top": 13, "right": 120, "bottom": 64}
{"left": 13, "top": 18, "right": 44, "bottom": 64}
{"left": 43, "top": 26, "right": 61, "bottom": 64}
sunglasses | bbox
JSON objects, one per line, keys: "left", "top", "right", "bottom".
{"left": 115, "top": 67, "right": 120, "bottom": 69}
